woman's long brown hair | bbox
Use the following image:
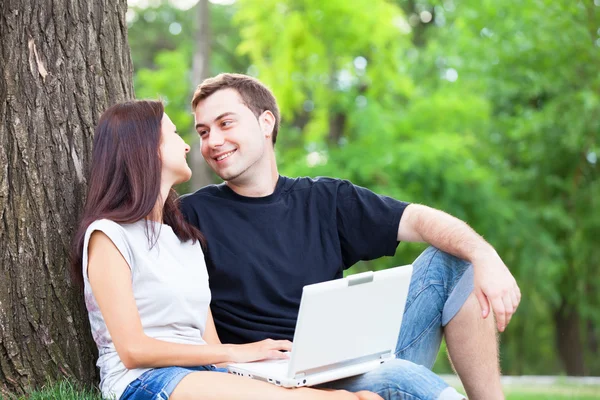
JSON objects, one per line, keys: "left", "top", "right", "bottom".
{"left": 71, "top": 100, "right": 205, "bottom": 288}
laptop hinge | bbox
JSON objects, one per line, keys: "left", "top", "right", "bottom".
{"left": 347, "top": 271, "right": 374, "bottom": 286}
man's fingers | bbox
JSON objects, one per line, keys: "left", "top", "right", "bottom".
{"left": 510, "top": 288, "right": 520, "bottom": 311}
{"left": 502, "top": 295, "right": 514, "bottom": 328}
{"left": 491, "top": 296, "right": 506, "bottom": 332}
{"left": 475, "top": 288, "right": 490, "bottom": 318}
{"left": 515, "top": 283, "right": 522, "bottom": 304}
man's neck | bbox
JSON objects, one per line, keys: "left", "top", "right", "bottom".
{"left": 226, "top": 158, "right": 280, "bottom": 197}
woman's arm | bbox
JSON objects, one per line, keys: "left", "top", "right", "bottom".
{"left": 87, "top": 231, "right": 290, "bottom": 369}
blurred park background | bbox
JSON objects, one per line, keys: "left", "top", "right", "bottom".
{"left": 126, "top": 0, "right": 599, "bottom": 379}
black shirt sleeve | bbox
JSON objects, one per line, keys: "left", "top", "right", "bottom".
{"left": 178, "top": 193, "right": 200, "bottom": 228}
{"left": 335, "top": 180, "right": 409, "bottom": 268}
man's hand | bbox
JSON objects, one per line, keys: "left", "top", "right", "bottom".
{"left": 472, "top": 249, "right": 521, "bottom": 332}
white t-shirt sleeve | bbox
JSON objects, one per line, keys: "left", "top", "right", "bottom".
{"left": 82, "top": 219, "right": 134, "bottom": 280}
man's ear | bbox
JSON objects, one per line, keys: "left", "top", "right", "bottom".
{"left": 259, "top": 110, "right": 276, "bottom": 138}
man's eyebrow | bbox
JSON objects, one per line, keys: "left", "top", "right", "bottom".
{"left": 195, "top": 112, "right": 236, "bottom": 129}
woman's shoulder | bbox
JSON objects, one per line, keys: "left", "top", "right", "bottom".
{"left": 83, "top": 219, "right": 141, "bottom": 269}
{"left": 86, "top": 219, "right": 146, "bottom": 235}
{"left": 84, "top": 219, "right": 145, "bottom": 248}
{"left": 87, "top": 218, "right": 121, "bottom": 231}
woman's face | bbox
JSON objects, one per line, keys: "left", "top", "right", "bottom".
{"left": 160, "top": 113, "right": 192, "bottom": 185}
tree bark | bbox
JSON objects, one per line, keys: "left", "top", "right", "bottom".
{"left": 0, "top": 0, "right": 133, "bottom": 394}
{"left": 190, "top": 0, "right": 215, "bottom": 191}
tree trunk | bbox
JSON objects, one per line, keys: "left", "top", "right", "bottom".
{"left": 398, "top": 0, "right": 434, "bottom": 48}
{"left": 554, "top": 300, "right": 587, "bottom": 376}
{"left": 587, "top": 319, "right": 599, "bottom": 374}
{"left": 0, "top": 0, "right": 133, "bottom": 394}
{"left": 190, "top": 0, "right": 215, "bottom": 191}
{"left": 328, "top": 112, "right": 346, "bottom": 145}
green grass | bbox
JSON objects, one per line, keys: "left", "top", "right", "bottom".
{"left": 0, "top": 381, "right": 103, "bottom": 400}
{"left": 2, "top": 381, "right": 599, "bottom": 399}
{"left": 507, "top": 394, "right": 599, "bottom": 400}
{"left": 504, "top": 385, "right": 600, "bottom": 400}
{"left": 508, "top": 396, "right": 599, "bottom": 400}
{"left": 452, "top": 384, "right": 600, "bottom": 400}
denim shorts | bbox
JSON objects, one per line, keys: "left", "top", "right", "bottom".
{"left": 120, "top": 365, "right": 228, "bottom": 400}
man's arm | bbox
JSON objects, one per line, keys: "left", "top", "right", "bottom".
{"left": 398, "top": 203, "right": 521, "bottom": 332}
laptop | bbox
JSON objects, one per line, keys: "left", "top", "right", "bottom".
{"left": 227, "top": 264, "right": 413, "bottom": 388}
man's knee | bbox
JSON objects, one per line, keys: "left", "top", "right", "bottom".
{"left": 411, "top": 247, "right": 474, "bottom": 326}
{"left": 413, "top": 247, "right": 471, "bottom": 289}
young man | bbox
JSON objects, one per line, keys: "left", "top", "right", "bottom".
{"left": 180, "top": 73, "right": 521, "bottom": 400}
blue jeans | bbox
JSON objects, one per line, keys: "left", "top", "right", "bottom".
{"left": 320, "top": 246, "right": 473, "bottom": 399}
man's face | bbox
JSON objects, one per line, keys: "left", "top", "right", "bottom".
{"left": 194, "top": 88, "right": 271, "bottom": 183}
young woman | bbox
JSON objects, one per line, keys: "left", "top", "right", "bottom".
{"left": 71, "top": 101, "right": 382, "bottom": 400}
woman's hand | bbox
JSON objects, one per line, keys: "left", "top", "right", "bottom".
{"left": 227, "top": 338, "right": 292, "bottom": 363}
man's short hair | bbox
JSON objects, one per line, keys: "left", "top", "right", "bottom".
{"left": 191, "top": 73, "right": 281, "bottom": 145}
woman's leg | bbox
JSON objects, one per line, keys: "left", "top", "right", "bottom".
{"left": 170, "top": 371, "right": 382, "bottom": 400}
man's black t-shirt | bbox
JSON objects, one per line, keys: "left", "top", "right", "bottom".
{"left": 179, "top": 176, "right": 408, "bottom": 344}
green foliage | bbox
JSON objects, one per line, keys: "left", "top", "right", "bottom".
{"left": 419, "top": 0, "right": 600, "bottom": 374}
{"left": 136, "top": 50, "right": 195, "bottom": 132}
{"left": 128, "top": 1, "right": 197, "bottom": 144}
{"left": 235, "top": 0, "right": 414, "bottom": 144}
{"left": 129, "top": 0, "right": 250, "bottom": 143}
{"left": 127, "top": 2, "right": 196, "bottom": 70}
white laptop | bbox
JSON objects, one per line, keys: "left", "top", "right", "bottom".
{"left": 227, "top": 264, "right": 413, "bottom": 388}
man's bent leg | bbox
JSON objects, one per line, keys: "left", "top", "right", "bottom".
{"left": 445, "top": 293, "right": 503, "bottom": 400}
{"left": 319, "top": 358, "right": 465, "bottom": 400}
{"left": 396, "top": 246, "right": 503, "bottom": 400}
